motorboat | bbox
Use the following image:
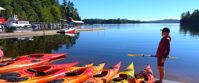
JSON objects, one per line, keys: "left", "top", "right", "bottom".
{"left": 57, "top": 28, "right": 78, "bottom": 34}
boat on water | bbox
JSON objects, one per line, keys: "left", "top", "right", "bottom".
{"left": 57, "top": 28, "right": 78, "bottom": 34}
{"left": 57, "top": 17, "right": 83, "bottom": 34}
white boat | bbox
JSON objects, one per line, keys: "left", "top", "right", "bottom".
{"left": 5, "top": 15, "right": 31, "bottom": 28}
{"left": 57, "top": 28, "right": 78, "bottom": 34}
{"left": 64, "top": 33, "right": 77, "bottom": 37}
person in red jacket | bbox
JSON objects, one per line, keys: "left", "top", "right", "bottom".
{"left": 0, "top": 47, "right": 4, "bottom": 60}
{"left": 156, "top": 27, "right": 171, "bottom": 83}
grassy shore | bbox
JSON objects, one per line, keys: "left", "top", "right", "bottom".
{"left": 0, "top": 28, "right": 105, "bottom": 39}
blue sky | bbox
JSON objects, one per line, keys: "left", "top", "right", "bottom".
{"left": 59, "top": 0, "right": 199, "bottom": 21}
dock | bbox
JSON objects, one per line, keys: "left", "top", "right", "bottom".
{"left": 154, "top": 78, "right": 184, "bottom": 83}
{"left": 0, "top": 28, "right": 105, "bottom": 39}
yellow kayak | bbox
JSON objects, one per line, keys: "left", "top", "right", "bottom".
{"left": 0, "top": 58, "right": 12, "bottom": 62}
{"left": 110, "top": 62, "right": 134, "bottom": 83}
{"left": 83, "top": 62, "right": 121, "bottom": 83}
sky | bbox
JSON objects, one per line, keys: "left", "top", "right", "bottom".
{"left": 59, "top": 0, "right": 199, "bottom": 21}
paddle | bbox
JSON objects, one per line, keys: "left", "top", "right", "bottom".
{"left": 128, "top": 54, "right": 176, "bottom": 60}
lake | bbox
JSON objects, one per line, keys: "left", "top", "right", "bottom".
{"left": 0, "top": 23, "right": 198, "bottom": 83}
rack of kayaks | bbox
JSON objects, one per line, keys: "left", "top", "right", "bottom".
{"left": 0, "top": 53, "right": 154, "bottom": 83}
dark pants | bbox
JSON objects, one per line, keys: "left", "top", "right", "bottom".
{"left": 157, "top": 58, "right": 166, "bottom": 66}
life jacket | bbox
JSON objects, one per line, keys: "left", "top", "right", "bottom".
{"left": 156, "top": 35, "right": 171, "bottom": 58}
{"left": 0, "top": 49, "right": 4, "bottom": 58}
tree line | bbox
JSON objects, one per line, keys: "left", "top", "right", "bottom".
{"left": 180, "top": 9, "right": 199, "bottom": 24}
{"left": 83, "top": 19, "right": 142, "bottom": 24}
{"left": 0, "top": 0, "right": 81, "bottom": 22}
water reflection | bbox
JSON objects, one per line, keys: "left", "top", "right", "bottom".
{"left": 17, "top": 36, "right": 34, "bottom": 41}
{"left": 180, "top": 24, "right": 199, "bottom": 36}
{"left": 0, "top": 34, "right": 79, "bottom": 58}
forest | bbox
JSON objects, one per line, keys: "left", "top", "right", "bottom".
{"left": 83, "top": 19, "right": 142, "bottom": 24}
{"left": 180, "top": 9, "right": 199, "bottom": 24}
{"left": 0, "top": 0, "right": 81, "bottom": 22}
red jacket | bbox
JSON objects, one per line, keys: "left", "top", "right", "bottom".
{"left": 0, "top": 49, "right": 3, "bottom": 58}
{"left": 156, "top": 35, "right": 171, "bottom": 58}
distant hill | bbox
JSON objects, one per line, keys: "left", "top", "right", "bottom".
{"left": 83, "top": 19, "right": 179, "bottom": 24}
{"left": 144, "top": 19, "right": 180, "bottom": 23}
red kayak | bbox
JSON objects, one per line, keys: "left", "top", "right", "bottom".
{"left": 6, "top": 63, "right": 99, "bottom": 83}
{"left": 0, "top": 61, "right": 78, "bottom": 80}
{"left": 14, "top": 53, "right": 66, "bottom": 61}
{"left": 0, "top": 53, "right": 66, "bottom": 74}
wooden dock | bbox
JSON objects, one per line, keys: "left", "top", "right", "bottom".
{"left": 154, "top": 78, "right": 184, "bottom": 83}
{"left": 0, "top": 28, "right": 105, "bottom": 39}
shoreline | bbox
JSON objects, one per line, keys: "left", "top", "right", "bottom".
{"left": 0, "top": 28, "right": 105, "bottom": 39}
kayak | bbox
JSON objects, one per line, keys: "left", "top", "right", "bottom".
{"left": 14, "top": 53, "right": 66, "bottom": 61}
{"left": 49, "top": 63, "right": 105, "bottom": 83}
{"left": 110, "top": 62, "right": 134, "bottom": 83}
{"left": 0, "top": 61, "right": 78, "bottom": 80}
{"left": 0, "top": 49, "right": 3, "bottom": 58}
{"left": 0, "top": 53, "right": 66, "bottom": 74}
{"left": 133, "top": 64, "right": 154, "bottom": 83}
{"left": 0, "top": 79, "right": 7, "bottom": 83}
{"left": 9, "top": 63, "right": 96, "bottom": 83}
{"left": 0, "top": 58, "right": 12, "bottom": 62}
{"left": 83, "top": 62, "right": 121, "bottom": 83}
{"left": 0, "top": 53, "right": 66, "bottom": 63}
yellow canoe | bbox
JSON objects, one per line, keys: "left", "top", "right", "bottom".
{"left": 110, "top": 62, "right": 134, "bottom": 83}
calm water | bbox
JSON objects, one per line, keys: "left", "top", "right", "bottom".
{"left": 0, "top": 23, "right": 199, "bottom": 83}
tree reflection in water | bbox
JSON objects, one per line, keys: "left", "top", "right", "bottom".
{"left": 180, "top": 24, "right": 199, "bottom": 36}
{"left": 0, "top": 34, "right": 79, "bottom": 58}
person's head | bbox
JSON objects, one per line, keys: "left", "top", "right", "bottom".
{"left": 161, "top": 27, "right": 170, "bottom": 36}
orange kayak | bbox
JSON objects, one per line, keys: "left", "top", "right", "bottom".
{"left": 58, "top": 63, "right": 105, "bottom": 83}
{"left": 1, "top": 53, "right": 66, "bottom": 63}
{"left": 7, "top": 63, "right": 95, "bottom": 83}
{"left": 133, "top": 64, "right": 154, "bottom": 83}
{"left": 84, "top": 61, "right": 121, "bottom": 83}
{"left": 0, "top": 53, "right": 66, "bottom": 74}
{"left": 14, "top": 53, "right": 66, "bottom": 61}
{"left": 0, "top": 61, "right": 78, "bottom": 80}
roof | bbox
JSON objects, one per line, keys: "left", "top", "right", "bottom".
{"left": 72, "top": 20, "right": 84, "bottom": 24}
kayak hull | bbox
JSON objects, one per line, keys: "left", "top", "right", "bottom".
{"left": 15, "top": 63, "right": 96, "bottom": 83}
{"left": 0, "top": 61, "right": 78, "bottom": 80}
{"left": 0, "top": 53, "right": 66, "bottom": 74}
